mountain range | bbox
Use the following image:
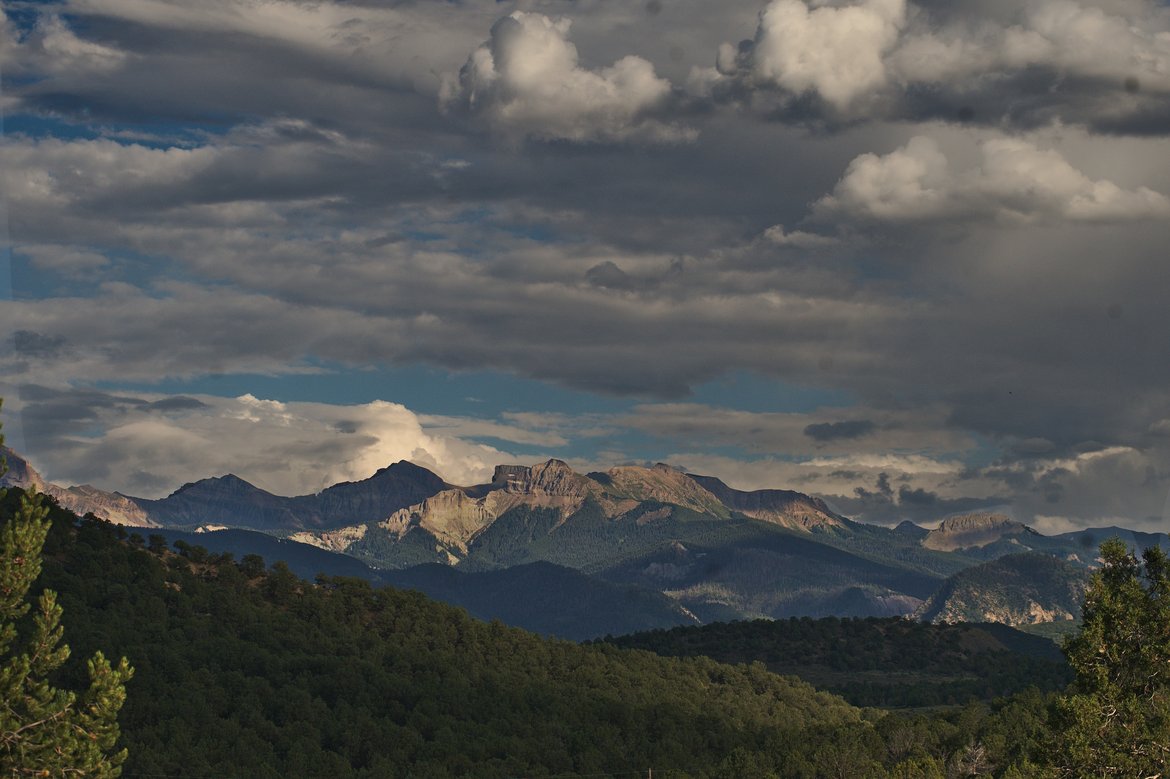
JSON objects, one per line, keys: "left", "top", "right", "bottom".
{"left": 6, "top": 445, "right": 1165, "bottom": 635}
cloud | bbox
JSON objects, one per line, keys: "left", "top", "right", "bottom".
{"left": 817, "top": 135, "right": 1170, "bottom": 223}
{"left": 620, "top": 403, "right": 971, "bottom": 457}
{"left": 704, "top": 0, "right": 906, "bottom": 113}
{"left": 13, "top": 389, "right": 521, "bottom": 498}
{"left": 697, "top": 0, "right": 1170, "bottom": 132}
{"left": 984, "top": 445, "right": 1170, "bottom": 530}
{"left": 442, "top": 12, "right": 693, "bottom": 143}
{"left": 803, "top": 419, "right": 876, "bottom": 441}
{"left": 762, "top": 225, "right": 840, "bottom": 248}
{"left": 1, "top": 11, "right": 126, "bottom": 76}
{"left": 16, "top": 245, "right": 111, "bottom": 279}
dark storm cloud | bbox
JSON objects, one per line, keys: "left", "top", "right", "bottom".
{"left": 4, "top": 1, "right": 1170, "bottom": 527}
{"left": 828, "top": 470, "right": 1008, "bottom": 525}
{"left": 147, "top": 397, "right": 208, "bottom": 412}
{"left": 585, "top": 262, "right": 638, "bottom": 291}
{"left": 15, "top": 386, "right": 147, "bottom": 443}
{"left": 13, "top": 331, "right": 68, "bottom": 359}
{"left": 803, "top": 419, "right": 875, "bottom": 441}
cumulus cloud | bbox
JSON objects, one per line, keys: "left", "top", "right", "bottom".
{"left": 705, "top": 0, "right": 906, "bottom": 113}
{"left": 442, "top": 12, "right": 693, "bottom": 143}
{"left": 817, "top": 135, "right": 1170, "bottom": 223}
{"left": 13, "top": 389, "right": 521, "bottom": 498}
{"left": 698, "top": 0, "right": 1170, "bottom": 131}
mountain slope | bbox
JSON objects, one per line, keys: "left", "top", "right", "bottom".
{"left": 914, "top": 552, "right": 1089, "bottom": 625}
{"left": 153, "top": 527, "right": 701, "bottom": 639}
{"left": 606, "top": 616, "right": 1071, "bottom": 708}
{"left": 688, "top": 473, "right": 849, "bottom": 531}
{"left": 11, "top": 487, "right": 870, "bottom": 778}
{"left": 188, "top": 459, "right": 958, "bottom": 621}
{"left": 380, "top": 561, "right": 699, "bottom": 640}
{"left": 600, "top": 527, "right": 938, "bottom": 621}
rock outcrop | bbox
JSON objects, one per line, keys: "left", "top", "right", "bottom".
{"left": 922, "top": 512, "right": 1033, "bottom": 552}
{"left": 600, "top": 464, "right": 730, "bottom": 518}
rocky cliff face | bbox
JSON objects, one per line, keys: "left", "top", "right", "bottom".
{"left": 922, "top": 512, "right": 1032, "bottom": 552}
{"left": 277, "top": 459, "right": 867, "bottom": 565}
{"left": 345, "top": 460, "right": 600, "bottom": 555}
{"left": 492, "top": 459, "right": 590, "bottom": 497}
{"left": 1, "top": 447, "right": 155, "bottom": 527}
{"left": 687, "top": 474, "right": 849, "bottom": 531}
{"left": 382, "top": 490, "right": 497, "bottom": 553}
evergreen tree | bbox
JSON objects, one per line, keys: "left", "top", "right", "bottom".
{"left": 0, "top": 402, "right": 134, "bottom": 777}
{"left": 1052, "top": 538, "right": 1170, "bottom": 777}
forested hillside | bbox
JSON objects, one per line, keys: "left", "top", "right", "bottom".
{"left": 9, "top": 487, "right": 1163, "bottom": 777}
{"left": 604, "top": 617, "right": 1071, "bottom": 709}
{"left": 10, "top": 489, "right": 866, "bottom": 777}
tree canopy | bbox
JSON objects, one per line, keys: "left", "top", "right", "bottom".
{"left": 1053, "top": 538, "right": 1170, "bottom": 777}
{"left": 0, "top": 402, "right": 134, "bottom": 777}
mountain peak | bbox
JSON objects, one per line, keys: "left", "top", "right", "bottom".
{"left": 0, "top": 446, "right": 47, "bottom": 492}
{"left": 491, "top": 459, "right": 585, "bottom": 497}
{"left": 602, "top": 465, "right": 728, "bottom": 517}
{"left": 376, "top": 460, "right": 440, "bottom": 478}
{"left": 171, "top": 473, "right": 263, "bottom": 497}
{"left": 936, "top": 512, "right": 1018, "bottom": 533}
{"left": 894, "top": 520, "right": 928, "bottom": 539}
{"left": 922, "top": 512, "right": 1031, "bottom": 552}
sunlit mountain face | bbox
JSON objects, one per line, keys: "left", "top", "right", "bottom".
{"left": 4, "top": 0, "right": 1170, "bottom": 534}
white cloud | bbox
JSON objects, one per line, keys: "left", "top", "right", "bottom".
{"left": 30, "top": 392, "right": 518, "bottom": 498}
{"left": 659, "top": 450, "right": 978, "bottom": 501}
{"left": 442, "top": 12, "right": 693, "bottom": 143}
{"left": 714, "top": 0, "right": 906, "bottom": 112}
{"left": 891, "top": 0, "right": 1170, "bottom": 91}
{"left": 700, "top": 0, "right": 1170, "bottom": 129}
{"left": 1, "top": 11, "right": 126, "bottom": 76}
{"left": 16, "top": 245, "right": 110, "bottom": 278}
{"left": 818, "top": 135, "right": 1170, "bottom": 223}
{"left": 816, "top": 135, "right": 955, "bottom": 221}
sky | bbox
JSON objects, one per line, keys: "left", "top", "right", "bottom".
{"left": 3, "top": 0, "right": 1170, "bottom": 532}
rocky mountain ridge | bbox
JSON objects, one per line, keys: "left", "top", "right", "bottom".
{"left": 288, "top": 459, "right": 852, "bottom": 562}
{"left": 8, "top": 446, "right": 1160, "bottom": 629}
{"left": 0, "top": 447, "right": 155, "bottom": 527}
{"left": 922, "top": 512, "right": 1036, "bottom": 552}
